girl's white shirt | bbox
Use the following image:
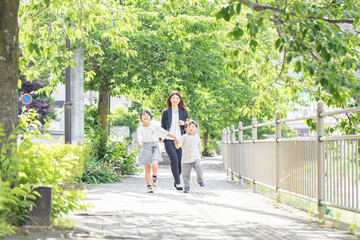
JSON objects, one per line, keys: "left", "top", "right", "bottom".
{"left": 137, "top": 123, "right": 168, "bottom": 143}
{"left": 177, "top": 134, "right": 202, "bottom": 163}
{"left": 167, "top": 112, "right": 181, "bottom": 140}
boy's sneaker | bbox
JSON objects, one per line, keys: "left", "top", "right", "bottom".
{"left": 199, "top": 182, "right": 205, "bottom": 187}
{"left": 184, "top": 188, "right": 189, "bottom": 193}
{"left": 147, "top": 186, "right": 153, "bottom": 193}
{"left": 152, "top": 176, "right": 157, "bottom": 187}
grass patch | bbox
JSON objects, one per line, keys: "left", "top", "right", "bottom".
{"left": 52, "top": 217, "right": 76, "bottom": 231}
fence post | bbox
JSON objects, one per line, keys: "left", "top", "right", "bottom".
{"left": 222, "top": 128, "right": 226, "bottom": 171}
{"left": 222, "top": 128, "right": 226, "bottom": 144}
{"left": 317, "top": 101, "right": 325, "bottom": 219}
{"left": 230, "top": 125, "right": 235, "bottom": 180}
{"left": 252, "top": 118, "right": 257, "bottom": 193}
{"left": 238, "top": 122, "right": 243, "bottom": 186}
{"left": 275, "top": 112, "right": 281, "bottom": 201}
{"left": 227, "top": 127, "right": 230, "bottom": 143}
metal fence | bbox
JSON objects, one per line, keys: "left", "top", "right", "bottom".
{"left": 222, "top": 101, "right": 360, "bottom": 218}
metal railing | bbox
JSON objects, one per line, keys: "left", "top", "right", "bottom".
{"left": 222, "top": 101, "right": 360, "bottom": 218}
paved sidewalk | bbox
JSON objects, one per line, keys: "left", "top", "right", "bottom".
{"left": 8, "top": 157, "right": 356, "bottom": 239}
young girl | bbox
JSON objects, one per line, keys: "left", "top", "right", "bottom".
{"left": 176, "top": 119, "right": 204, "bottom": 193}
{"left": 137, "top": 110, "right": 179, "bottom": 193}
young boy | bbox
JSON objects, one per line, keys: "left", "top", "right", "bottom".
{"left": 176, "top": 119, "right": 204, "bottom": 193}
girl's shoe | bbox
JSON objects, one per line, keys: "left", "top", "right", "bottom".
{"left": 174, "top": 183, "right": 183, "bottom": 191}
{"left": 184, "top": 188, "right": 189, "bottom": 193}
{"left": 152, "top": 176, "right": 157, "bottom": 187}
{"left": 147, "top": 186, "right": 153, "bottom": 193}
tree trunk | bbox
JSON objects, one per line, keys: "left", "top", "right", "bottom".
{"left": 98, "top": 90, "right": 109, "bottom": 132}
{"left": 0, "top": 1, "right": 20, "bottom": 145}
{"left": 98, "top": 90, "right": 109, "bottom": 159}
{"left": 204, "top": 126, "right": 209, "bottom": 148}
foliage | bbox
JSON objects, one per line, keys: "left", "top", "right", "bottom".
{"left": 0, "top": 110, "right": 89, "bottom": 238}
{"left": 16, "top": 0, "right": 289, "bottom": 149}
{"left": 80, "top": 134, "right": 139, "bottom": 184}
{"left": 214, "top": 0, "right": 360, "bottom": 132}
{"left": 84, "top": 104, "right": 140, "bottom": 181}
{"left": 38, "top": 143, "right": 89, "bottom": 186}
{"left": 79, "top": 160, "right": 120, "bottom": 184}
{"left": 18, "top": 58, "right": 56, "bottom": 124}
{"left": 110, "top": 106, "right": 140, "bottom": 136}
{"left": 202, "top": 139, "right": 220, "bottom": 157}
{"left": 123, "top": 0, "right": 283, "bottom": 144}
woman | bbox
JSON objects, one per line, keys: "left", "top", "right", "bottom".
{"left": 161, "top": 90, "right": 189, "bottom": 190}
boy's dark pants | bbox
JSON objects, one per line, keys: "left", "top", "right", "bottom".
{"left": 164, "top": 140, "right": 182, "bottom": 185}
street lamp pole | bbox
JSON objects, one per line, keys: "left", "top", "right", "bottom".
{"left": 64, "top": 18, "right": 72, "bottom": 144}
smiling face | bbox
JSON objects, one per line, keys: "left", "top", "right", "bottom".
{"left": 140, "top": 112, "right": 152, "bottom": 124}
{"left": 186, "top": 122, "right": 198, "bottom": 135}
{"left": 170, "top": 94, "right": 180, "bottom": 107}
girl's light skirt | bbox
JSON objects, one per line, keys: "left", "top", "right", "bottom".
{"left": 138, "top": 142, "right": 163, "bottom": 165}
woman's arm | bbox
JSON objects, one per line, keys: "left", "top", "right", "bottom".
{"left": 179, "top": 109, "right": 189, "bottom": 126}
{"left": 166, "top": 132, "right": 179, "bottom": 144}
{"left": 161, "top": 110, "right": 167, "bottom": 130}
{"left": 185, "top": 110, "right": 189, "bottom": 122}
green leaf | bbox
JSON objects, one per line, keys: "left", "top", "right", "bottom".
{"left": 222, "top": 5, "right": 234, "bottom": 21}
{"left": 249, "top": 39, "right": 258, "bottom": 51}
{"left": 236, "top": 3, "right": 242, "bottom": 14}
{"left": 286, "top": 53, "right": 292, "bottom": 63}
{"left": 295, "top": 61, "right": 301, "bottom": 73}
{"left": 354, "top": 14, "right": 360, "bottom": 29}
{"left": 321, "top": 48, "right": 331, "bottom": 62}
{"left": 250, "top": 25, "right": 258, "bottom": 36}
{"left": 308, "top": 66, "right": 315, "bottom": 76}
{"left": 316, "top": 44, "right": 322, "bottom": 53}
{"left": 214, "top": 10, "right": 224, "bottom": 20}
{"left": 229, "top": 27, "right": 244, "bottom": 39}
{"left": 275, "top": 38, "right": 282, "bottom": 49}
{"left": 45, "top": 0, "right": 50, "bottom": 6}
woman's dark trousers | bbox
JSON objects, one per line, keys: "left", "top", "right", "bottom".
{"left": 164, "top": 140, "right": 182, "bottom": 184}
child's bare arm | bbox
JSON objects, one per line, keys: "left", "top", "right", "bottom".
{"left": 166, "top": 133, "right": 179, "bottom": 144}
{"left": 138, "top": 140, "right": 143, "bottom": 148}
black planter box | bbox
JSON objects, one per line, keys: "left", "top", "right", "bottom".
{"left": 26, "top": 185, "right": 53, "bottom": 226}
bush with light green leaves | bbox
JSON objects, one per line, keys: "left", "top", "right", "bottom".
{"left": 0, "top": 110, "right": 90, "bottom": 239}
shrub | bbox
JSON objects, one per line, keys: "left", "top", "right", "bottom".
{"left": 0, "top": 110, "right": 90, "bottom": 238}
{"left": 83, "top": 104, "right": 140, "bottom": 183}
{"left": 79, "top": 160, "right": 120, "bottom": 184}
{"left": 110, "top": 105, "right": 140, "bottom": 136}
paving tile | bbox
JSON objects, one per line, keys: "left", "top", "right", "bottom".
{"left": 6, "top": 156, "right": 357, "bottom": 240}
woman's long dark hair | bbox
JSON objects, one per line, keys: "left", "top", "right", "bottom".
{"left": 166, "top": 90, "right": 187, "bottom": 111}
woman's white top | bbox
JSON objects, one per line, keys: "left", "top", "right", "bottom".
{"left": 167, "top": 112, "right": 181, "bottom": 140}
{"left": 177, "top": 134, "right": 202, "bottom": 163}
{"left": 137, "top": 123, "right": 168, "bottom": 143}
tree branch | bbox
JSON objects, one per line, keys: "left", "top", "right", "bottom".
{"left": 237, "top": 0, "right": 355, "bottom": 24}
{"left": 237, "top": 0, "right": 283, "bottom": 14}
{"left": 20, "top": 5, "right": 49, "bottom": 28}
{"left": 309, "top": 17, "right": 354, "bottom": 24}
{"left": 270, "top": 27, "right": 286, "bottom": 86}
{"left": 91, "top": 56, "right": 108, "bottom": 91}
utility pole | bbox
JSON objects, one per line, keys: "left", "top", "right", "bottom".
{"left": 64, "top": 17, "right": 72, "bottom": 144}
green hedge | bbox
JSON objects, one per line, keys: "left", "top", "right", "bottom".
{"left": 0, "top": 111, "right": 91, "bottom": 239}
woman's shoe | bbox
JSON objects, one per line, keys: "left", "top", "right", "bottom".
{"left": 174, "top": 183, "right": 183, "bottom": 191}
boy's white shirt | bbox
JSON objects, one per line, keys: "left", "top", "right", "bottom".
{"left": 137, "top": 123, "right": 168, "bottom": 143}
{"left": 177, "top": 133, "right": 202, "bottom": 163}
